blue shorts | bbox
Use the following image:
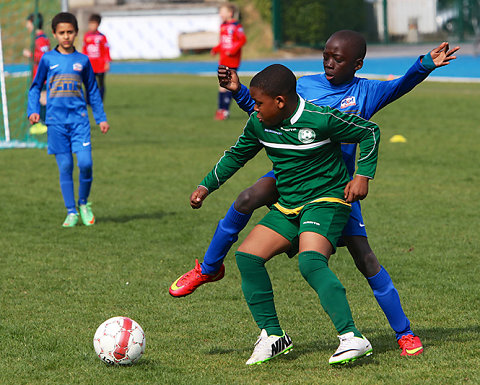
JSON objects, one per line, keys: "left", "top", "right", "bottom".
{"left": 259, "top": 170, "right": 368, "bottom": 244}
{"left": 337, "top": 200, "right": 367, "bottom": 246}
{"left": 259, "top": 170, "right": 275, "bottom": 179}
{"left": 47, "top": 122, "right": 91, "bottom": 155}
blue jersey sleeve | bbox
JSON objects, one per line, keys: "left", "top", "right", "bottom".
{"left": 232, "top": 84, "right": 255, "bottom": 116}
{"left": 363, "top": 56, "right": 432, "bottom": 118}
{"left": 296, "top": 77, "right": 310, "bottom": 101}
{"left": 82, "top": 59, "right": 107, "bottom": 123}
{"left": 27, "top": 56, "right": 48, "bottom": 117}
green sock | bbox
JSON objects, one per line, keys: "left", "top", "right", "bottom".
{"left": 235, "top": 251, "right": 283, "bottom": 336}
{"left": 298, "top": 250, "right": 362, "bottom": 337}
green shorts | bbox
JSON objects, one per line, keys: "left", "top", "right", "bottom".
{"left": 258, "top": 202, "right": 351, "bottom": 253}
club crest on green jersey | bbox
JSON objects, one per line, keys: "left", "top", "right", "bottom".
{"left": 298, "top": 128, "right": 316, "bottom": 144}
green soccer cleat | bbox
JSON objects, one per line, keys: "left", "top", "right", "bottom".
{"left": 62, "top": 213, "right": 79, "bottom": 228}
{"left": 79, "top": 202, "right": 95, "bottom": 226}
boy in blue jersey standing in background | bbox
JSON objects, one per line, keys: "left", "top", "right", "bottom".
{"left": 28, "top": 12, "right": 110, "bottom": 228}
{"left": 170, "top": 30, "right": 459, "bottom": 357}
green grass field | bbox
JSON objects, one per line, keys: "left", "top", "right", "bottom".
{"left": 1, "top": 74, "right": 479, "bottom": 385}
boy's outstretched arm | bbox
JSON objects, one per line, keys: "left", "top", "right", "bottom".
{"left": 193, "top": 118, "right": 262, "bottom": 208}
{"left": 363, "top": 42, "right": 460, "bottom": 117}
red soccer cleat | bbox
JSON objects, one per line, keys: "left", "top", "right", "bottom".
{"left": 398, "top": 334, "right": 423, "bottom": 356}
{"left": 214, "top": 109, "right": 229, "bottom": 120}
{"left": 169, "top": 259, "right": 225, "bottom": 297}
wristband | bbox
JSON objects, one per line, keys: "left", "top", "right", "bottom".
{"left": 421, "top": 52, "right": 436, "bottom": 70}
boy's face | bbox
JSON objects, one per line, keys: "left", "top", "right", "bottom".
{"left": 251, "top": 87, "right": 284, "bottom": 127}
{"left": 88, "top": 21, "right": 99, "bottom": 33}
{"left": 219, "top": 7, "right": 233, "bottom": 22}
{"left": 53, "top": 22, "right": 77, "bottom": 52}
{"left": 323, "top": 36, "right": 363, "bottom": 85}
{"left": 26, "top": 20, "right": 34, "bottom": 33}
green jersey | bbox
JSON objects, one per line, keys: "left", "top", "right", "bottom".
{"left": 200, "top": 97, "right": 380, "bottom": 210}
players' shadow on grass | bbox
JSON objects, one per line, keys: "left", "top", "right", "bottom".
{"left": 207, "top": 325, "right": 480, "bottom": 364}
{"left": 100, "top": 211, "right": 175, "bottom": 224}
{"left": 338, "top": 324, "right": 480, "bottom": 357}
{"left": 207, "top": 346, "right": 252, "bottom": 355}
{"left": 206, "top": 344, "right": 375, "bottom": 367}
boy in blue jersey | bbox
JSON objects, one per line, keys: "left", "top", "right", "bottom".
{"left": 28, "top": 12, "right": 110, "bottom": 228}
{"left": 170, "top": 30, "right": 458, "bottom": 356}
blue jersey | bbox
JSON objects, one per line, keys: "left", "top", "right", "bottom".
{"left": 28, "top": 47, "right": 106, "bottom": 125}
{"left": 234, "top": 56, "right": 433, "bottom": 176}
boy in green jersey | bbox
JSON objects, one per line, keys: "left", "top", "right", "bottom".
{"left": 190, "top": 64, "right": 380, "bottom": 365}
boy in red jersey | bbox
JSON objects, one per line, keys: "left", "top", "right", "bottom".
{"left": 211, "top": 3, "right": 246, "bottom": 120}
{"left": 24, "top": 12, "right": 50, "bottom": 134}
{"left": 82, "top": 14, "right": 111, "bottom": 101}
{"left": 24, "top": 13, "right": 50, "bottom": 79}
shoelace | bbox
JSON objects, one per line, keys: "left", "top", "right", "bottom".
{"left": 179, "top": 264, "right": 202, "bottom": 283}
{"left": 251, "top": 334, "right": 271, "bottom": 355}
{"left": 338, "top": 335, "right": 350, "bottom": 343}
{"left": 252, "top": 334, "right": 262, "bottom": 347}
{"left": 398, "top": 335, "right": 414, "bottom": 347}
{"left": 336, "top": 334, "right": 358, "bottom": 350}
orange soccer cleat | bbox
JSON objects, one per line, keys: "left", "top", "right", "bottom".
{"left": 398, "top": 334, "right": 423, "bottom": 356}
{"left": 214, "top": 109, "right": 229, "bottom": 120}
{"left": 169, "top": 259, "right": 225, "bottom": 297}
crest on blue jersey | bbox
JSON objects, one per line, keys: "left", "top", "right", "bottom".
{"left": 73, "top": 63, "right": 83, "bottom": 72}
{"left": 341, "top": 96, "right": 356, "bottom": 109}
{"left": 298, "top": 128, "right": 316, "bottom": 144}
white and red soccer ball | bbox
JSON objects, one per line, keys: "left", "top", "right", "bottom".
{"left": 93, "top": 316, "right": 145, "bottom": 365}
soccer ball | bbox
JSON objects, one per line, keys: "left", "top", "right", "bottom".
{"left": 93, "top": 316, "right": 146, "bottom": 365}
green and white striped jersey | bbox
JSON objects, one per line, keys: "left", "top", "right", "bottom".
{"left": 200, "top": 97, "right": 380, "bottom": 210}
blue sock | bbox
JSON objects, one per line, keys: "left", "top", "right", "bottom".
{"left": 55, "top": 153, "right": 76, "bottom": 214}
{"left": 76, "top": 150, "right": 93, "bottom": 206}
{"left": 222, "top": 91, "right": 232, "bottom": 112}
{"left": 218, "top": 91, "right": 224, "bottom": 110}
{"left": 201, "top": 203, "right": 252, "bottom": 275}
{"left": 367, "top": 266, "right": 413, "bottom": 340}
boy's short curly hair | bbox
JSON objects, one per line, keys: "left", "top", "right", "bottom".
{"left": 250, "top": 64, "right": 297, "bottom": 99}
{"left": 52, "top": 12, "right": 78, "bottom": 33}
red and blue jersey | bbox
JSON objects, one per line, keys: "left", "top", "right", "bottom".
{"left": 32, "top": 30, "right": 50, "bottom": 79}
{"left": 82, "top": 30, "right": 111, "bottom": 74}
{"left": 211, "top": 20, "right": 246, "bottom": 68}
{"left": 28, "top": 48, "right": 106, "bottom": 125}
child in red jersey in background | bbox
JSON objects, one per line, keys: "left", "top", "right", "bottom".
{"left": 24, "top": 13, "right": 50, "bottom": 79}
{"left": 24, "top": 12, "right": 50, "bottom": 134}
{"left": 83, "top": 13, "right": 111, "bottom": 101}
{"left": 211, "top": 3, "right": 246, "bottom": 120}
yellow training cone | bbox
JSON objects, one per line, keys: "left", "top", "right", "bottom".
{"left": 389, "top": 134, "right": 407, "bottom": 143}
